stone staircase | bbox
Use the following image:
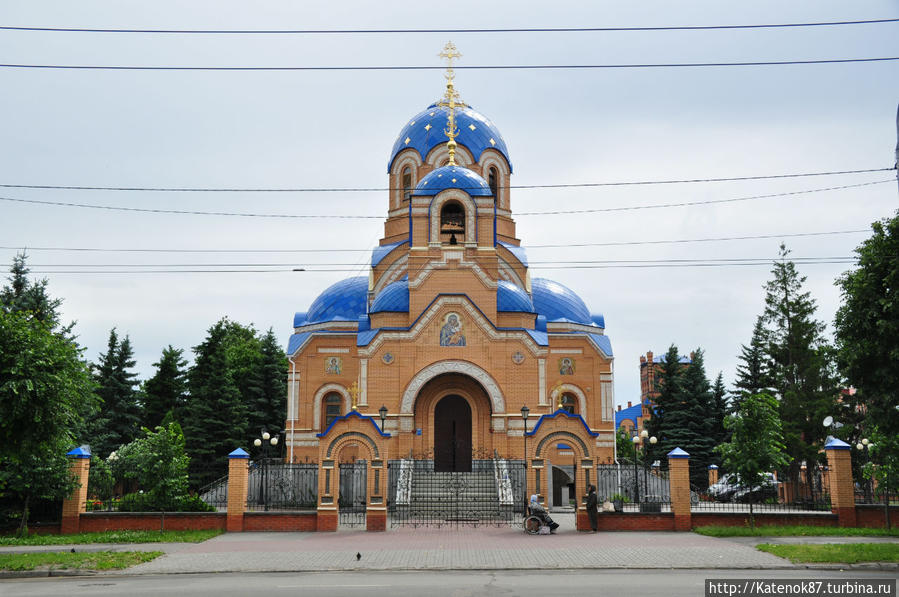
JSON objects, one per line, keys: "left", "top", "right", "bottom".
{"left": 405, "top": 471, "right": 505, "bottom": 521}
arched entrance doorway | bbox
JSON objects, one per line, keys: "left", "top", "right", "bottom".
{"left": 434, "top": 395, "right": 472, "bottom": 472}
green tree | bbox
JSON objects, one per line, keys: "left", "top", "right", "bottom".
{"left": 221, "top": 321, "right": 265, "bottom": 433}
{"left": 733, "top": 316, "right": 771, "bottom": 405}
{"left": 834, "top": 211, "right": 899, "bottom": 493}
{"left": 111, "top": 423, "right": 192, "bottom": 511}
{"left": 88, "top": 329, "right": 142, "bottom": 458}
{"left": 0, "top": 252, "right": 69, "bottom": 334}
{"left": 717, "top": 392, "right": 789, "bottom": 527}
{"left": 142, "top": 345, "right": 188, "bottom": 429}
{"left": 674, "top": 349, "right": 717, "bottom": 488}
{"left": 645, "top": 345, "right": 685, "bottom": 466}
{"left": 0, "top": 310, "right": 96, "bottom": 535}
{"left": 710, "top": 372, "right": 730, "bottom": 456}
{"left": 762, "top": 244, "right": 839, "bottom": 483}
{"left": 183, "top": 319, "right": 247, "bottom": 488}
{"left": 257, "top": 328, "right": 287, "bottom": 433}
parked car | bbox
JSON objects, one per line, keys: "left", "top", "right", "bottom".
{"left": 706, "top": 473, "right": 740, "bottom": 502}
{"left": 730, "top": 473, "right": 779, "bottom": 504}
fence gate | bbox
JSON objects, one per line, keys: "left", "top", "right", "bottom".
{"left": 388, "top": 457, "right": 526, "bottom": 528}
{"left": 338, "top": 460, "right": 367, "bottom": 527}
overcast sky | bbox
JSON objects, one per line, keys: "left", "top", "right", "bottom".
{"left": 1, "top": 1, "right": 897, "bottom": 409}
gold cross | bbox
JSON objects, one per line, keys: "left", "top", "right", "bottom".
{"left": 438, "top": 41, "right": 462, "bottom": 72}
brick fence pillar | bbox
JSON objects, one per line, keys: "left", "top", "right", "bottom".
{"left": 226, "top": 448, "right": 249, "bottom": 532}
{"left": 708, "top": 465, "right": 719, "bottom": 487}
{"left": 60, "top": 447, "right": 91, "bottom": 534}
{"left": 825, "top": 438, "right": 856, "bottom": 527}
{"left": 668, "top": 447, "right": 691, "bottom": 531}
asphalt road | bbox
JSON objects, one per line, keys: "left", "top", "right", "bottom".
{"left": 2, "top": 569, "right": 897, "bottom": 597}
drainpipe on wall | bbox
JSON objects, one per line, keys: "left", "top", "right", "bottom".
{"left": 288, "top": 354, "right": 298, "bottom": 464}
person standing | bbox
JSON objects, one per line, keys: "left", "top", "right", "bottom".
{"left": 585, "top": 485, "right": 598, "bottom": 532}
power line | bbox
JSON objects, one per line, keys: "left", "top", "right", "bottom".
{"left": 2, "top": 57, "right": 897, "bottom": 71}
{"left": 0, "top": 228, "right": 869, "bottom": 255}
{"left": 0, "top": 167, "right": 892, "bottom": 193}
{"left": 3, "top": 19, "right": 897, "bottom": 34}
{"left": 0, "top": 179, "right": 890, "bottom": 219}
{"left": 26, "top": 260, "right": 858, "bottom": 274}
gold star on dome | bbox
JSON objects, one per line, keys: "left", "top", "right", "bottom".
{"left": 489, "top": 138, "right": 496, "bottom": 146}
{"left": 468, "top": 124, "right": 476, "bottom": 131}
{"left": 404, "top": 137, "right": 411, "bottom": 145}
{"left": 452, "top": 178, "right": 457, "bottom": 183}
{"left": 424, "top": 123, "right": 432, "bottom": 131}
{"left": 430, "top": 112, "right": 436, "bottom": 116}
{"left": 410, "top": 120, "right": 416, "bottom": 126}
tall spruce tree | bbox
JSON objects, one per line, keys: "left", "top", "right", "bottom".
{"left": 733, "top": 316, "right": 771, "bottom": 404}
{"left": 762, "top": 244, "right": 838, "bottom": 482}
{"left": 645, "top": 345, "right": 685, "bottom": 466}
{"left": 183, "top": 319, "right": 247, "bottom": 487}
{"left": 221, "top": 320, "right": 265, "bottom": 434}
{"left": 142, "top": 345, "right": 188, "bottom": 429}
{"left": 257, "top": 328, "right": 287, "bottom": 433}
{"left": 710, "top": 372, "right": 730, "bottom": 455}
{"left": 0, "top": 252, "right": 70, "bottom": 335}
{"left": 89, "top": 329, "right": 142, "bottom": 458}
{"left": 676, "top": 349, "right": 717, "bottom": 488}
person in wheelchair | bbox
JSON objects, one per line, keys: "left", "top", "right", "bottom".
{"left": 528, "top": 494, "right": 559, "bottom": 533}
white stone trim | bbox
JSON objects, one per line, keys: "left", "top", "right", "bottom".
{"left": 318, "top": 348, "right": 351, "bottom": 354}
{"left": 408, "top": 251, "right": 497, "bottom": 291}
{"left": 372, "top": 254, "right": 408, "bottom": 295}
{"left": 550, "top": 383, "right": 588, "bottom": 415}
{"left": 312, "top": 384, "right": 351, "bottom": 431}
{"left": 601, "top": 381, "right": 614, "bottom": 422}
{"left": 550, "top": 348, "right": 583, "bottom": 354}
{"left": 538, "top": 359, "right": 547, "bottom": 405}
{"left": 399, "top": 360, "right": 506, "bottom": 414}
{"left": 546, "top": 322, "right": 604, "bottom": 334}
{"left": 359, "top": 359, "right": 368, "bottom": 407}
{"left": 497, "top": 259, "right": 525, "bottom": 290}
{"left": 425, "top": 144, "right": 473, "bottom": 168}
{"left": 478, "top": 152, "right": 510, "bottom": 209}
{"left": 429, "top": 189, "right": 477, "bottom": 245}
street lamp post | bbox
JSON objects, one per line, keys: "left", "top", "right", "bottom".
{"left": 254, "top": 430, "right": 279, "bottom": 512}
{"left": 379, "top": 405, "right": 388, "bottom": 433}
{"left": 521, "top": 405, "right": 530, "bottom": 516}
{"left": 856, "top": 438, "right": 872, "bottom": 503}
{"left": 632, "top": 434, "right": 640, "bottom": 504}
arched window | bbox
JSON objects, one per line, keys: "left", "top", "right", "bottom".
{"left": 560, "top": 393, "right": 577, "bottom": 414}
{"left": 488, "top": 166, "right": 498, "bottom": 199}
{"left": 323, "top": 392, "right": 342, "bottom": 429}
{"left": 440, "top": 202, "right": 465, "bottom": 242}
{"left": 401, "top": 167, "right": 412, "bottom": 202}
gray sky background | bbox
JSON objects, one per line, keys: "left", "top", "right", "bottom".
{"left": 1, "top": 1, "right": 897, "bottom": 409}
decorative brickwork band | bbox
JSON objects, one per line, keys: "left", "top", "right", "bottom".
{"left": 226, "top": 448, "right": 249, "bottom": 532}
{"left": 824, "top": 438, "right": 857, "bottom": 527}
{"left": 667, "top": 447, "right": 691, "bottom": 532}
{"left": 60, "top": 447, "right": 91, "bottom": 534}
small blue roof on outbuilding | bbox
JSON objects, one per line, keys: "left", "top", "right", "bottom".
{"left": 615, "top": 402, "right": 642, "bottom": 429}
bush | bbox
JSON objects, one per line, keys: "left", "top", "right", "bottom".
{"left": 177, "top": 495, "right": 215, "bottom": 512}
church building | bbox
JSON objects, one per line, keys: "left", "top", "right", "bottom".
{"left": 282, "top": 45, "right": 617, "bottom": 510}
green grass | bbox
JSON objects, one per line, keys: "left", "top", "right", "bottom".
{"left": 694, "top": 525, "right": 899, "bottom": 537}
{"left": 757, "top": 543, "right": 899, "bottom": 564}
{"left": 0, "top": 551, "right": 162, "bottom": 571}
{"left": 0, "top": 529, "right": 222, "bottom": 546}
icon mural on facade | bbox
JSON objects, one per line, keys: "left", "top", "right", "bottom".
{"left": 439, "top": 312, "right": 466, "bottom": 346}
{"left": 325, "top": 356, "right": 342, "bottom": 375}
{"left": 559, "top": 357, "right": 575, "bottom": 375}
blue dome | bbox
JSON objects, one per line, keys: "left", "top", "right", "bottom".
{"left": 412, "top": 166, "right": 492, "bottom": 197}
{"left": 531, "top": 278, "right": 592, "bottom": 324}
{"left": 305, "top": 277, "right": 368, "bottom": 324}
{"left": 497, "top": 280, "right": 535, "bottom": 313}
{"left": 370, "top": 279, "right": 409, "bottom": 313}
{"left": 388, "top": 103, "right": 512, "bottom": 173}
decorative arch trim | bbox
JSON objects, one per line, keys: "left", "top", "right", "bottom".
{"left": 325, "top": 431, "right": 380, "bottom": 458}
{"left": 400, "top": 360, "right": 505, "bottom": 415}
{"left": 312, "top": 383, "right": 350, "bottom": 431}
{"left": 550, "top": 383, "right": 588, "bottom": 417}
{"left": 429, "top": 190, "right": 477, "bottom": 245}
{"left": 534, "top": 431, "right": 589, "bottom": 458}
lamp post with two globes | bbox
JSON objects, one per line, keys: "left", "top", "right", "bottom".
{"left": 254, "top": 430, "right": 279, "bottom": 511}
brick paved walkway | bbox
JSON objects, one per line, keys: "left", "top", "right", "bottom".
{"left": 118, "top": 520, "right": 792, "bottom": 574}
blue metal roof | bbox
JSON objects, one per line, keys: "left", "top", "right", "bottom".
{"left": 305, "top": 277, "right": 369, "bottom": 324}
{"left": 498, "top": 241, "right": 528, "bottom": 267}
{"left": 531, "top": 278, "right": 592, "bottom": 325}
{"left": 316, "top": 410, "right": 391, "bottom": 439}
{"left": 615, "top": 402, "right": 642, "bottom": 429}
{"left": 497, "top": 280, "right": 535, "bottom": 313}
{"left": 591, "top": 314, "right": 605, "bottom": 329}
{"left": 526, "top": 409, "right": 599, "bottom": 438}
{"left": 370, "top": 279, "right": 409, "bottom": 313}
{"left": 388, "top": 103, "right": 512, "bottom": 173}
{"left": 412, "top": 165, "right": 492, "bottom": 197}
{"left": 287, "top": 332, "right": 312, "bottom": 354}
{"left": 371, "top": 240, "right": 408, "bottom": 268}
{"left": 587, "top": 333, "right": 614, "bottom": 358}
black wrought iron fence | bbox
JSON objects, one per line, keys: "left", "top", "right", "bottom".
{"left": 693, "top": 472, "right": 830, "bottom": 513}
{"left": 247, "top": 460, "right": 318, "bottom": 512}
{"left": 596, "top": 462, "right": 673, "bottom": 512}
{"left": 338, "top": 460, "right": 367, "bottom": 527}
